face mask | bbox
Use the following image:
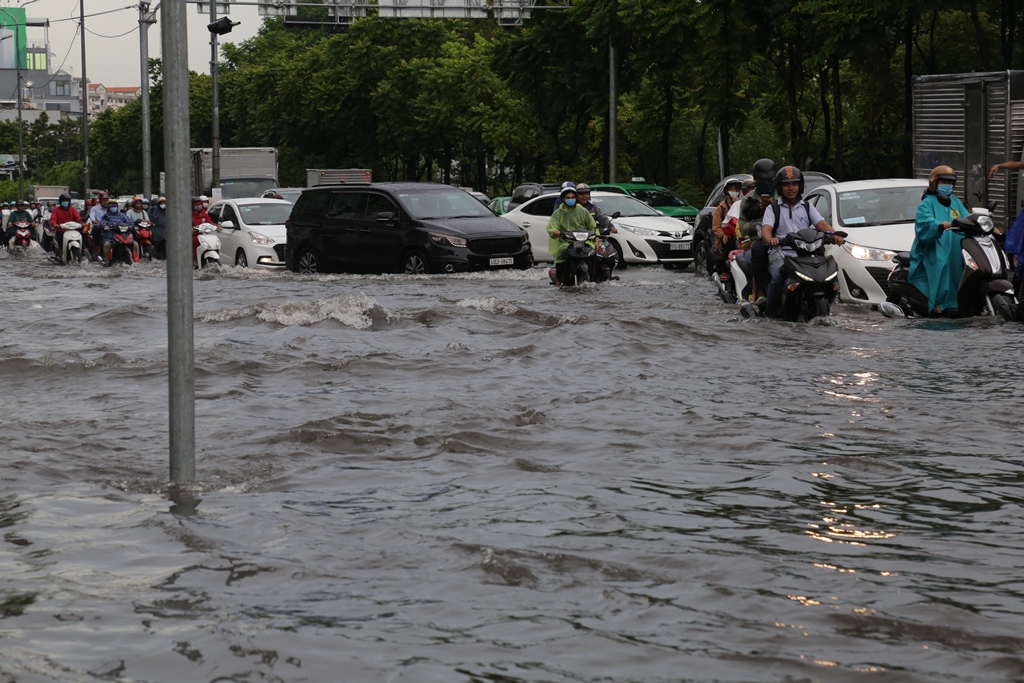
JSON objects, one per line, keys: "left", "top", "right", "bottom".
{"left": 564, "top": 199, "right": 576, "bottom": 207}
{"left": 109, "top": 207, "right": 119, "bottom": 213}
{"left": 61, "top": 201, "right": 70, "bottom": 209}
{"left": 158, "top": 203, "right": 166, "bottom": 209}
{"left": 728, "top": 190, "right": 740, "bottom": 199}
{"left": 937, "top": 183, "right": 954, "bottom": 196}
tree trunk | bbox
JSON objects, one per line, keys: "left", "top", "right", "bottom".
{"left": 969, "top": 0, "right": 991, "bottom": 70}
{"left": 831, "top": 55, "right": 844, "bottom": 181}
{"left": 904, "top": 9, "right": 915, "bottom": 176}
{"left": 820, "top": 65, "right": 832, "bottom": 167}
{"left": 696, "top": 118, "right": 708, "bottom": 189}
{"left": 660, "top": 80, "right": 673, "bottom": 185}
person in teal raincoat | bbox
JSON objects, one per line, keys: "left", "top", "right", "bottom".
{"left": 547, "top": 185, "right": 597, "bottom": 286}
{"left": 909, "top": 165, "right": 969, "bottom": 314}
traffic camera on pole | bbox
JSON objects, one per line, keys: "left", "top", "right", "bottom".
{"left": 208, "top": 16, "right": 239, "bottom": 34}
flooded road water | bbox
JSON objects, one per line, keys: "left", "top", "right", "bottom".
{"left": 2, "top": 248, "right": 1023, "bottom": 682}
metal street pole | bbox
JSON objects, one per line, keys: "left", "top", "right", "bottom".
{"left": 210, "top": 1, "right": 220, "bottom": 192}
{"left": 15, "top": 28, "right": 24, "bottom": 199}
{"left": 162, "top": 0, "right": 195, "bottom": 483}
{"left": 608, "top": 37, "right": 617, "bottom": 184}
{"left": 140, "top": 1, "right": 155, "bottom": 200}
{"left": 80, "top": 0, "right": 89, "bottom": 195}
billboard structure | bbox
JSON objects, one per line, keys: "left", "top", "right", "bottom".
{"left": 377, "top": 0, "right": 488, "bottom": 20}
{"left": 0, "top": 7, "right": 27, "bottom": 71}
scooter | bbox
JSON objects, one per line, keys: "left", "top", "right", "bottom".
{"left": 134, "top": 219, "right": 155, "bottom": 261}
{"left": 46, "top": 221, "right": 86, "bottom": 265}
{"left": 194, "top": 222, "right": 221, "bottom": 268}
{"left": 775, "top": 228, "right": 847, "bottom": 322}
{"left": 109, "top": 223, "right": 138, "bottom": 265}
{"left": 7, "top": 220, "right": 35, "bottom": 256}
{"left": 880, "top": 208, "right": 1019, "bottom": 320}
{"left": 715, "top": 243, "right": 752, "bottom": 306}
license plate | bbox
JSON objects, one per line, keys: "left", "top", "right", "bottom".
{"left": 669, "top": 242, "right": 691, "bottom": 251}
{"left": 489, "top": 257, "right": 514, "bottom": 266}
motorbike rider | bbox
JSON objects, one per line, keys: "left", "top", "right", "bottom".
{"left": 989, "top": 160, "right": 1024, "bottom": 293}
{"left": 761, "top": 166, "right": 843, "bottom": 317}
{"left": 3, "top": 199, "right": 35, "bottom": 249}
{"left": 99, "top": 199, "right": 140, "bottom": 264}
{"left": 191, "top": 196, "right": 215, "bottom": 267}
{"left": 548, "top": 185, "right": 597, "bottom": 286}
{"left": 126, "top": 196, "right": 150, "bottom": 223}
{"left": 87, "top": 192, "right": 111, "bottom": 257}
{"left": 747, "top": 159, "right": 778, "bottom": 306}
{"left": 47, "top": 193, "right": 83, "bottom": 256}
{"left": 573, "top": 183, "right": 613, "bottom": 232}
{"left": 150, "top": 196, "right": 168, "bottom": 259}
{"left": 711, "top": 177, "right": 743, "bottom": 270}
{"left": 908, "top": 165, "right": 970, "bottom": 315}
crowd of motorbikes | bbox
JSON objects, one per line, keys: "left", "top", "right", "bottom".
{"left": 3, "top": 216, "right": 221, "bottom": 268}
{"left": 699, "top": 202, "right": 1022, "bottom": 324}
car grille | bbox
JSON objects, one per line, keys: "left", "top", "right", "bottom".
{"left": 644, "top": 239, "right": 693, "bottom": 259}
{"left": 273, "top": 244, "right": 285, "bottom": 261}
{"left": 865, "top": 266, "right": 893, "bottom": 295}
{"left": 680, "top": 215, "right": 696, "bottom": 224}
{"left": 469, "top": 237, "right": 522, "bottom": 255}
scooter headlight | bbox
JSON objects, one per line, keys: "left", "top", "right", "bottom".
{"left": 570, "top": 231, "right": 591, "bottom": 241}
{"left": 794, "top": 238, "right": 823, "bottom": 253}
{"left": 825, "top": 271, "right": 838, "bottom": 281}
{"left": 843, "top": 242, "right": 897, "bottom": 261}
{"left": 977, "top": 215, "right": 994, "bottom": 234}
{"left": 795, "top": 270, "right": 815, "bottom": 282}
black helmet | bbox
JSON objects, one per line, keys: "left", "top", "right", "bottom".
{"left": 752, "top": 158, "right": 777, "bottom": 182}
{"left": 774, "top": 165, "right": 805, "bottom": 197}
{"left": 58, "top": 193, "right": 71, "bottom": 203}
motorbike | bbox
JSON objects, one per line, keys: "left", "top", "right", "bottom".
{"left": 773, "top": 229, "right": 847, "bottom": 322}
{"left": 194, "top": 222, "right": 222, "bottom": 268}
{"left": 554, "top": 228, "right": 599, "bottom": 287}
{"left": 134, "top": 219, "right": 156, "bottom": 261}
{"left": 880, "top": 208, "right": 1019, "bottom": 321}
{"left": 46, "top": 221, "right": 86, "bottom": 265}
{"left": 714, "top": 243, "right": 752, "bottom": 306}
{"left": 7, "top": 220, "right": 35, "bottom": 256}
{"left": 109, "top": 223, "right": 138, "bottom": 265}
{"left": 551, "top": 223, "right": 620, "bottom": 285}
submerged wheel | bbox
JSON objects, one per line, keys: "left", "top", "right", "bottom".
{"left": 202, "top": 256, "right": 218, "bottom": 268}
{"left": 992, "top": 293, "right": 1018, "bottom": 321}
{"left": 235, "top": 249, "right": 248, "bottom": 268}
{"left": 814, "top": 296, "right": 830, "bottom": 319}
{"left": 402, "top": 250, "right": 430, "bottom": 275}
{"left": 295, "top": 248, "right": 320, "bottom": 274}
{"left": 70, "top": 246, "right": 81, "bottom": 264}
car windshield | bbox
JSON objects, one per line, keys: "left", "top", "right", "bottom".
{"left": 838, "top": 186, "right": 925, "bottom": 226}
{"left": 590, "top": 195, "right": 663, "bottom": 217}
{"left": 236, "top": 203, "right": 292, "bottom": 226}
{"left": 629, "top": 188, "right": 689, "bottom": 208}
{"left": 219, "top": 178, "right": 279, "bottom": 199}
{"left": 397, "top": 189, "right": 495, "bottom": 219}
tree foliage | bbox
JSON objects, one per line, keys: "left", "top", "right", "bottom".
{"left": 13, "top": 0, "right": 1024, "bottom": 202}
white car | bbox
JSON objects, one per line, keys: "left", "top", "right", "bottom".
{"left": 502, "top": 190, "right": 693, "bottom": 265}
{"left": 208, "top": 197, "right": 293, "bottom": 268}
{"left": 805, "top": 179, "right": 928, "bottom": 305}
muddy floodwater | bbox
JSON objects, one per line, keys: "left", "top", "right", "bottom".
{"left": 2, "top": 248, "right": 1023, "bottom": 683}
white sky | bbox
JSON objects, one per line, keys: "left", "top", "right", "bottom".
{"left": 6, "top": 0, "right": 267, "bottom": 87}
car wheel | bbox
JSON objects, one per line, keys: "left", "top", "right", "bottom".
{"left": 235, "top": 249, "right": 248, "bottom": 268}
{"left": 402, "top": 249, "right": 431, "bottom": 275}
{"left": 611, "top": 239, "right": 627, "bottom": 270}
{"left": 296, "top": 248, "right": 320, "bottom": 274}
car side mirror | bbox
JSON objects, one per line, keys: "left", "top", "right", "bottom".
{"left": 376, "top": 211, "right": 395, "bottom": 222}
{"left": 220, "top": 220, "right": 235, "bottom": 229}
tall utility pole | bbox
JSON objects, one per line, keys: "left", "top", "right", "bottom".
{"left": 210, "top": 0, "right": 220, "bottom": 193}
{"left": 139, "top": 1, "right": 156, "bottom": 199}
{"left": 163, "top": 0, "right": 195, "bottom": 483}
{"left": 80, "top": 0, "right": 89, "bottom": 194}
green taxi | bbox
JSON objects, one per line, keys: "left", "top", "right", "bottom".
{"left": 590, "top": 178, "right": 699, "bottom": 226}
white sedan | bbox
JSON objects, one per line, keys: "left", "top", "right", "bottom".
{"left": 208, "top": 197, "right": 293, "bottom": 268}
{"left": 502, "top": 190, "right": 693, "bottom": 265}
{"left": 805, "top": 179, "right": 928, "bottom": 305}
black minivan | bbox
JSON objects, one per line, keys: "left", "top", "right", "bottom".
{"left": 285, "top": 182, "right": 533, "bottom": 274}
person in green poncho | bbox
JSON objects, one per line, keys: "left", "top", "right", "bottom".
{"left": 909, "top": 165, "right": 969, "bottom": 315}
{"left": 547, "top": 184, "right": 597, "bottom": 286}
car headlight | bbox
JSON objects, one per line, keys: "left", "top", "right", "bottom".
{"left": 249, "top": 231, "right": 275, "bottom": 245}
{"left": 429, "top": 233, "right": 467, "bottom": 248}
{"left": 522, "top": 232, "right": 530, "bottom": 244}
{"left": 618, "top": 223, "right": 659, "bottom": 237}
{"left": 843, "top": 242, "right": 897, "bottom": 261}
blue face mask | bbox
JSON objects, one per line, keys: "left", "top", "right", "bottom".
{"left": 937, "top": 183, "right": 954, "bottom": 196}
{"left": 109, "top": 207, "right": 119, "bottom": 214}
{"left": 564, "top": 199, "right": 576, "bottom": 208}
{"left": 61, "top": 201, "right": 70, "bottom": 209}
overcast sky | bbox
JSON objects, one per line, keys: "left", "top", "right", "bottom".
{"left": 9, "top": 0, "right": 268, "bottom": 87}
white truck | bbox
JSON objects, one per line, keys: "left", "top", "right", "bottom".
{"left": 191, "top": 147, "right": 279, "bottom": 199}
{"left": 29, "top": 184, "right": 70, "bottom": 203}
{"left": 306, "top": 168, "right": 372, "bottom": 186}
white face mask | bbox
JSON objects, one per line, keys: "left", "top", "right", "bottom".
{"left": 728, "top": 190, "right": 740, "bottom": 199}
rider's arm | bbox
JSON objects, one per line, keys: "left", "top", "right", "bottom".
{"left": 761, "top": 204, "right": 777, "bottom": 245}
{"left": 988, "top": 160, "right": 1024, "bottom": 179}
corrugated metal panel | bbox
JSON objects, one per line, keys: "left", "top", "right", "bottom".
{"left": 986, "top": 82, "right": 1007, "bottom": 216}
{"left": 1011, "top": 102, "right": 1024, "bottom": 218}
{"left": 913, "top": 83, "right": 965, "bottom": 180}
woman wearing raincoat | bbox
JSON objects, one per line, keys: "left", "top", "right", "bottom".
{"left": 909, "top": 166, "right": 969, "bottom": 315}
